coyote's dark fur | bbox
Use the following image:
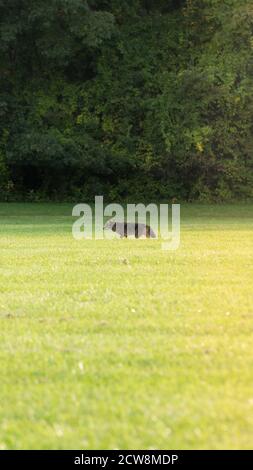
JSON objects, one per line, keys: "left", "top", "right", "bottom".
{"left": 104, "top": 220, "right": 156, "bottom": 238}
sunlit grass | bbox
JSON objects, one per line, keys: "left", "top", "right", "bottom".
{"left": 0, "top": 203, "right": 252, "bottom": 449}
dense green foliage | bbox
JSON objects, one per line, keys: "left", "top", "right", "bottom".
{"left": 0, "top": 0, "right": 253, "bottom": 201}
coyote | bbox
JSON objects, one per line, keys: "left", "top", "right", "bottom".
{"left": 104, "top": 220, "right": 156, "bottom": 238}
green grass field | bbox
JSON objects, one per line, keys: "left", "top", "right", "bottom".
{"left": 0, "top": 203, "right": 252, "bottom": 450}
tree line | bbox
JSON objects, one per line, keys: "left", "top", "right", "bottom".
{"left": 0, "top": 0, "right": 252, "bottom": 201}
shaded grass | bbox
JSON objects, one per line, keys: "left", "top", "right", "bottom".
{"left": 0, "top": 203, "right": 253, "bottom": 449}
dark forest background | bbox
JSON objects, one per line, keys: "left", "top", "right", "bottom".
{"left": 0, "top": 0, "right": 253, "bottom": 202}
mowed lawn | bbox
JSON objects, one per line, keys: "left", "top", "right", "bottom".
{"left": 0, "top": 203, "right": 252, "bottom": 450}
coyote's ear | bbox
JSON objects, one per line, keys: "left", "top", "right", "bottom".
{"left": 111, "top": 222, "right": 116, "bottom": 232}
